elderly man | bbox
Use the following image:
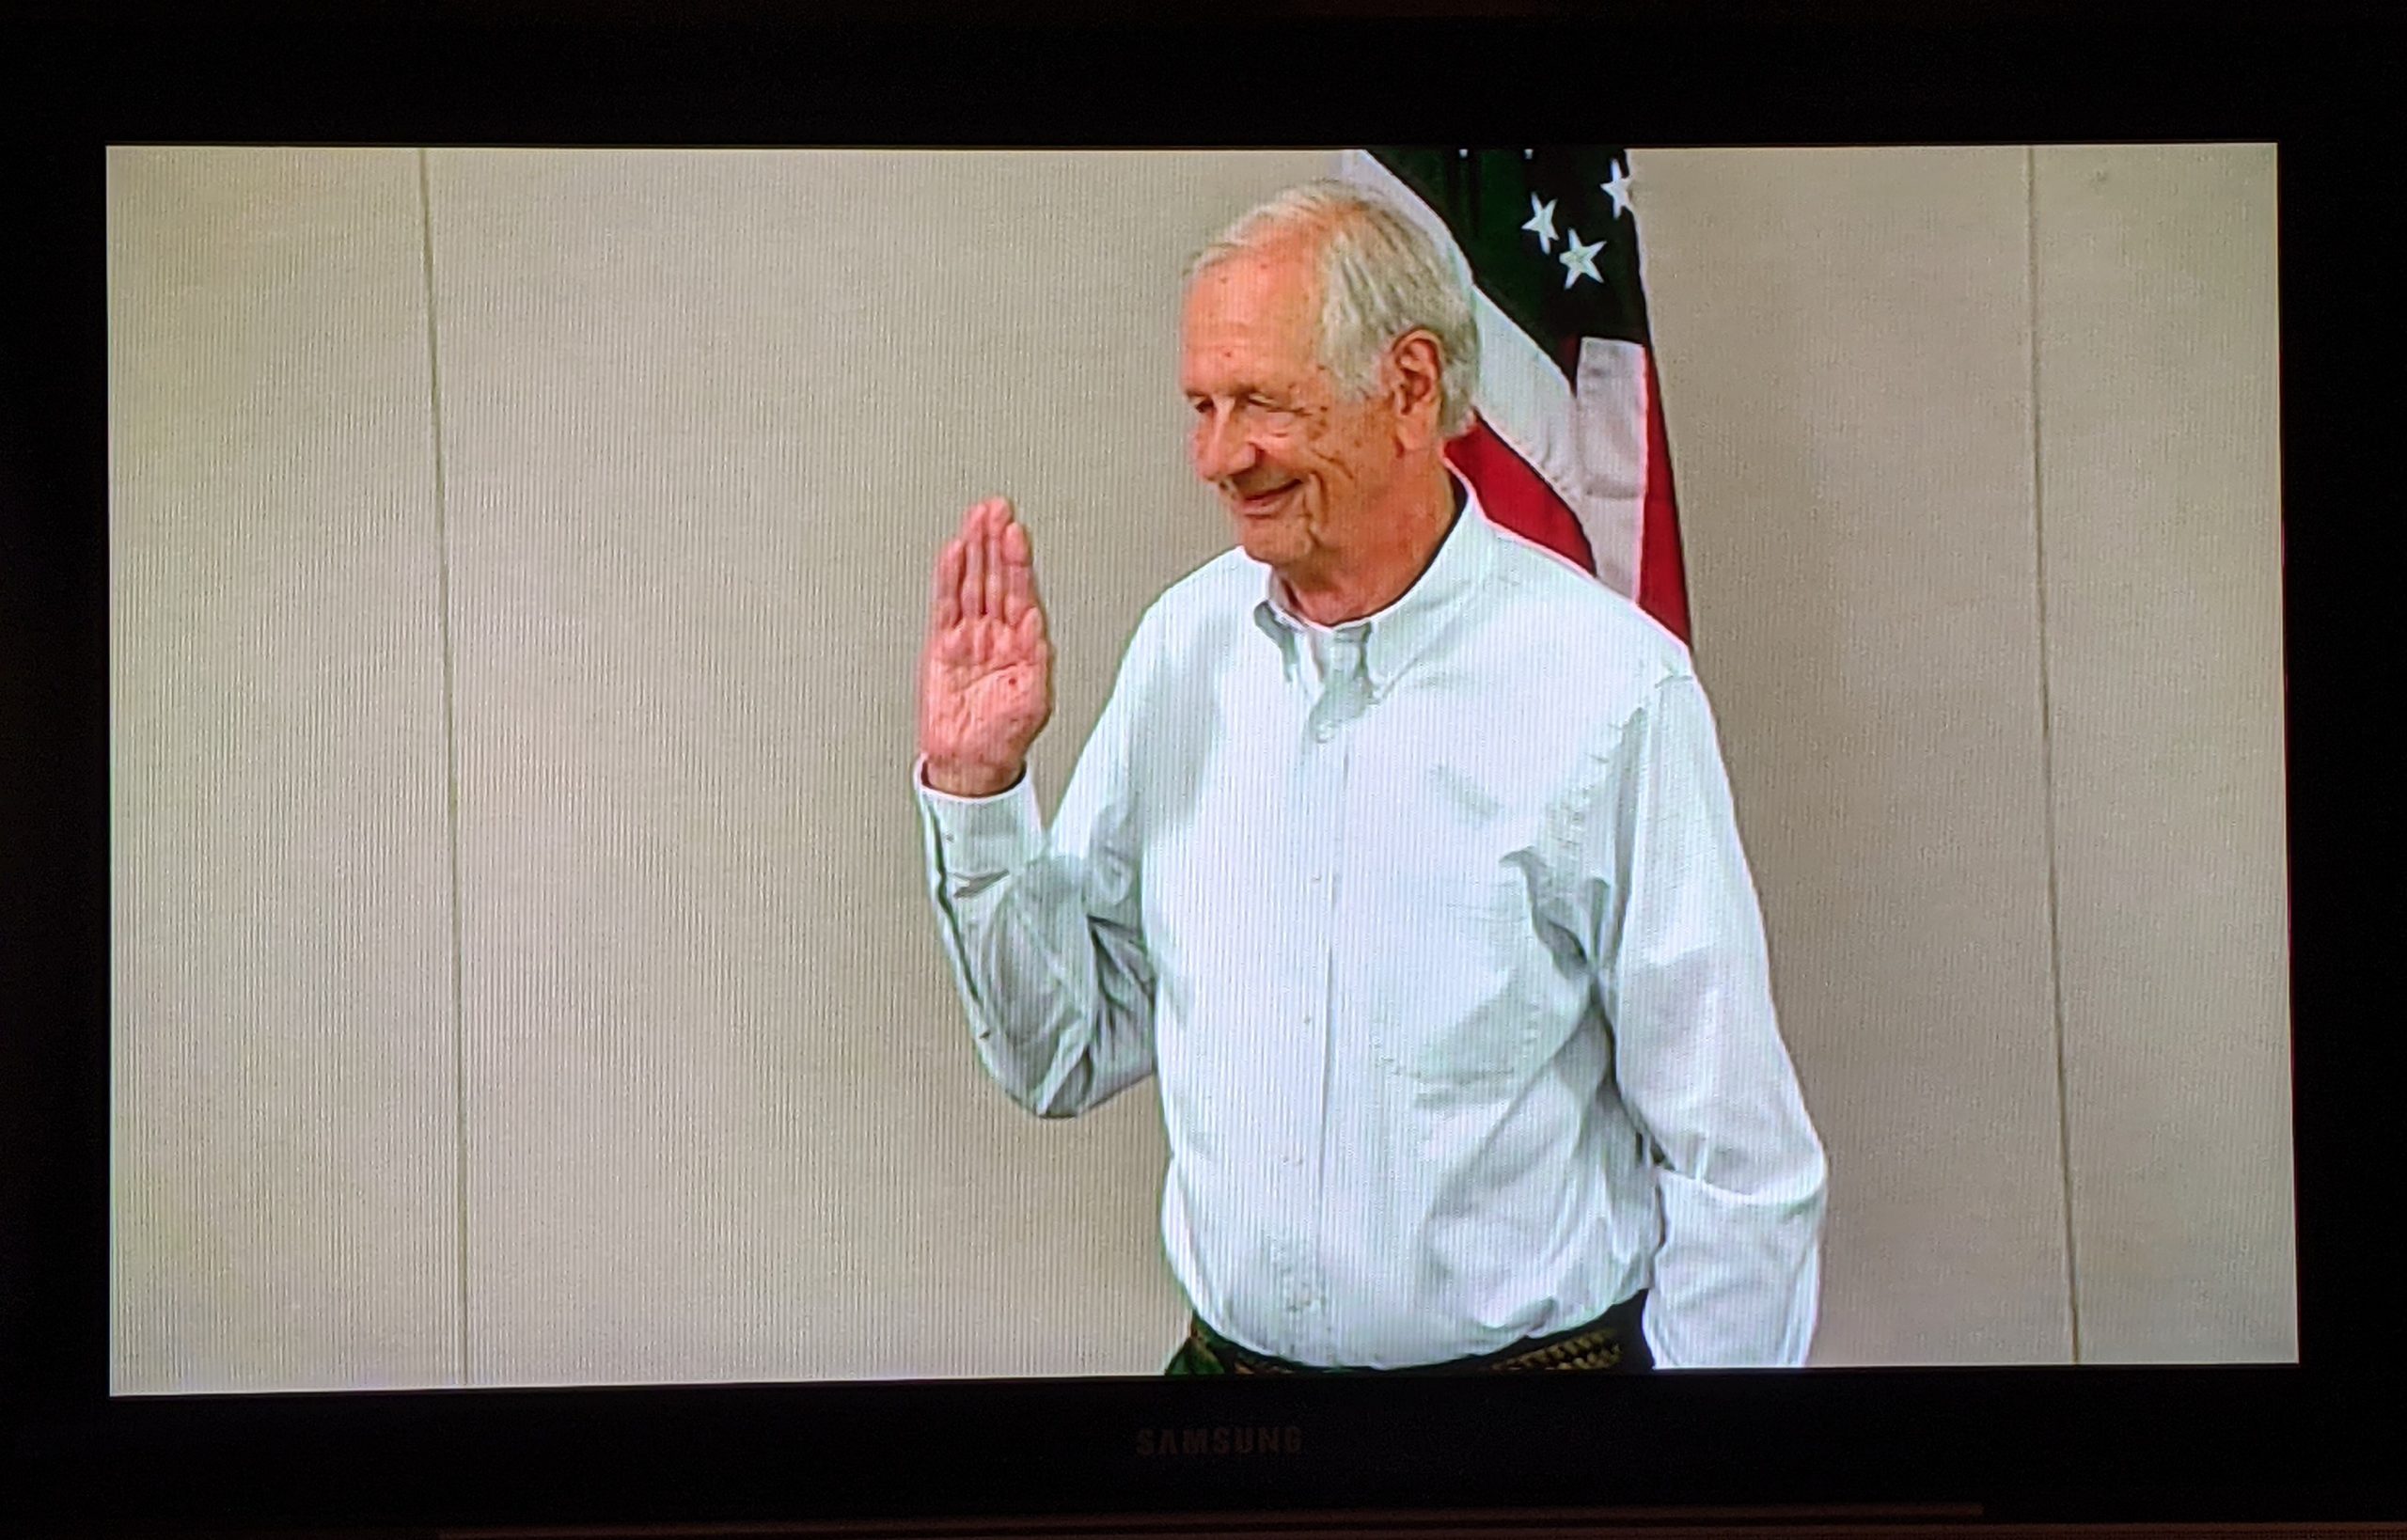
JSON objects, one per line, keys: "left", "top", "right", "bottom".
{"left": 914, "top": 180, "right": 1825, "bottom": 1374}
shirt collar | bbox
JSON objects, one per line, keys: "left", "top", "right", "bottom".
{"left": 1250, "top": 473, "right": 1497, "bottom": 698}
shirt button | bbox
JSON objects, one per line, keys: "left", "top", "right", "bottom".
{"left": 1312, "top": 722, "right": 1333, "bottom": 742}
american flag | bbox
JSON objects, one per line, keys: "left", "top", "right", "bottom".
{"left": 1339, "top": 147, "right": 1690, "bottom": 643}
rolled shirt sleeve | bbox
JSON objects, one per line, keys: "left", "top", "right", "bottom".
{"left": 914, "top": 617, "right": 1159, "bottom": 1121}
{"left": 1577, "top": 668, "right": 1828, "bottom": 1368}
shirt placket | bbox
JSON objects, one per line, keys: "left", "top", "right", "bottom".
{"left": 1280, "top": 623, "right": 1371, "bottom": 1364}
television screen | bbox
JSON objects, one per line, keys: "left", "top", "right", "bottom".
{"left": 103, "top": 140, "right": 2292, "bottom": 1395}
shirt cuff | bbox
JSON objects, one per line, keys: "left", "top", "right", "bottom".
{"left": 914, "top": 756, "right": 1045, "bottom": 880}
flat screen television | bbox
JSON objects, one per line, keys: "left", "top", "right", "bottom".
{"left": 4, "top": 10, "right": 2394, "bottom": 1535}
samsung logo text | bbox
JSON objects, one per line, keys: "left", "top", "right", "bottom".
{"left": 1135, "top": 1424, "right": 1304, "bottom": 1457}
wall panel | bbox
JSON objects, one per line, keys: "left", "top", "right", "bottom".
{"left": 109, "top": 147, "right": 463, "bottom": 1392}
{"left": 1631, "top": 147, "right": 2074, "bottom": 1364}
{"left": 2033, "top": 144, "right": 2292, "bottom": 1363}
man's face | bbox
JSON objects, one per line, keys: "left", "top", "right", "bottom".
{"left": 1178, "top": 235, "right": 1398, "bottom": 580}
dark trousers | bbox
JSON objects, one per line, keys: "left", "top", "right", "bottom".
{"left": 1165, "top": 1292, "right": 1652, "bottom": 1375}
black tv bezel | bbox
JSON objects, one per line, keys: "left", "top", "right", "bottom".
{"left": 5, "top": 9, "right": 2396, "bottom": 1532}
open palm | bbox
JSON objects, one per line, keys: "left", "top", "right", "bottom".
{"left": 919, "top": 497, "right": 1054, "bottom": 798}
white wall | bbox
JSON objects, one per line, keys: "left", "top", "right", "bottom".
{"left": 1635, "top": 144, "right": 2290, "bottom": 1364}
{"left": 2031, "top": 145, "right": 2291, "bottom": 1362}
{"left": 109, "top": 148, "right": 463, "bottom": 1392}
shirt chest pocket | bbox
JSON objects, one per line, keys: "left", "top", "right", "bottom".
{"left": 1359, "top": 868, "right": 1544, "bottom": 1089}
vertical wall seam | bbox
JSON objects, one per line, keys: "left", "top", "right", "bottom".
{"left": 2028, "top": 146, "right": 2084, "bottom": 1365}
{"left": 416, "top": 148, "right": 474, "bottom": 1389}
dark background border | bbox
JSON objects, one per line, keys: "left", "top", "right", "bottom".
{"left": 3, "top": 8, "right": 2392, "bottom": 1532}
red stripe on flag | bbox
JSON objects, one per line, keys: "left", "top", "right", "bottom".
{"left": 1635, "top": 349, "right": 1691, "bottom": 644}
{"left": 1444, "top": 416, "right": 1596, "bottom": 575}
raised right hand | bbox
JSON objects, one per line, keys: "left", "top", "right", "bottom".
{"left": 918, "top": 497, "right": 1054, "bottom": 798}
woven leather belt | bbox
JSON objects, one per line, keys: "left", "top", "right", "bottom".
{"left": 1186, "top": 1293, "right": 1646, "bottom": 1375}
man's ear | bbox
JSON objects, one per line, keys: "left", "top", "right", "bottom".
{"left": 1386, "top": 330, "right": 1446, "bottom": 453}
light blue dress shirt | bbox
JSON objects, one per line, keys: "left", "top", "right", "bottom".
{"left": 916, "top": 479, "right": 1827, "bottom": 1370}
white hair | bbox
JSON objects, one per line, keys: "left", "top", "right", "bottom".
{"left": 1185, "top": 180, "right": 1481, "bottom": 440}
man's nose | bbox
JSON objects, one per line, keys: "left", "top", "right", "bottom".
{"left": 1191, "top": 406, "right": 1257, "bottom": 483}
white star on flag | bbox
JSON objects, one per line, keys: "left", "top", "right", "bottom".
{"left": 1520, "top": 194, "right": 1559, "bottom": 254}
{"left": 1600, "top": 159, "right": 1634, "bottom": 221}
{"left": 1559, "top": 228, "right": 1603, "bottom": 289}
{"left": 1333, "top": 145, "right": 1693, "bottom": 640}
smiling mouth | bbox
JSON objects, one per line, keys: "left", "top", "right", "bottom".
{"left": 1235, "top": 482, "right": 1298, "bottom": 516}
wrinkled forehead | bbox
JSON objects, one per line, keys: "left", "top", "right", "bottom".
{"left": 1178, "top": 241, "right": 1324, "bottom": 394}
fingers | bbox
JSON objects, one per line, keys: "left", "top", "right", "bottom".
{"left": 931, "top": 534, "right": 963, "bottom": 633}
{"left": 938, "top": 496, "right": 1038, "bottom": 634}
{"left": 937, "top": 499, "right": 992, "bottom": 631}
{"left": 962, "top": 502, "right": 988, "bottom": 621}
{"left": 983, "top": 502, "right": 1008, "bottom": 621}
{"left": 999, "top": 513, "right": 1042, "bottom": 632}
